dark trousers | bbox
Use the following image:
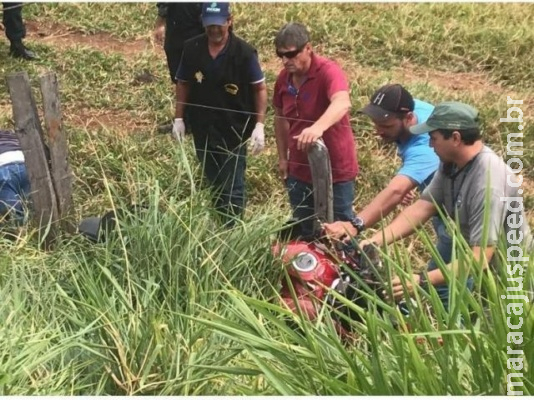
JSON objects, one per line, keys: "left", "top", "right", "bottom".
{"left": 194, "top": 139, "right": 247, "bottom": 224}
{"left": 2, "top": 2, "right": 25, "bottom": 43}
{"left": 427, "top": 217, "right": 474, "bottom": 312}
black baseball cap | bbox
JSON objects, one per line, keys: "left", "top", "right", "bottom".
{"left": 359, "top": 84, "right": 415, "bottom": 121}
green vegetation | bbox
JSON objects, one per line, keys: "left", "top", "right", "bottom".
{"left": 0, "top": 2, "right": 532, "bottom": 395}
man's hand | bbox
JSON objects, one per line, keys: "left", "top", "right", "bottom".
{"left": 278, "top": 159, "right": 288, "bottom": 181}
{"left": 294, "top": 125, "right": 323, "bottom": 152}
{"left": 153, "top": 16, "right": 166, "bottom": 45}
{"left": 249, "top": 122, "right": 265, "bottom": 155}
{"left": 401, "top": 189, "right": 418, "bottom": 207}
{"left": 323, "top": 221, "right": 357, "bottom": 240}
{"left": 389, "top": 274, "right": 421, "bottom": 301}
{"left": 359, "top": 238, "right": 378, "bottom": 249}
{"left": 172, "top": 118, "right": 185, "bottom": 141}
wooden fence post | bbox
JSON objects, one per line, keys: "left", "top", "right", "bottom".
{"left": 6, "top": 71, "right": 59, "bottom": 248}
{"left": 40, "top": 72, "right": 75, "bottom": 234}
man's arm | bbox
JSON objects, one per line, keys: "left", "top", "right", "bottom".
{"left": 252, "top": 81, "right": 267, "bottom": 125}
{"left": 175, "top": 81, "right": 190, "bottom": 119}
{"left": 368, "top": 198, "right": 437, "bottom": 246}
{"left": 390, "top": 245, "right": 494, "bottom": 300}
{"left": 323, "top": 175, "right": 416, "bottom": 239}
{"left": 154, "top": 4, "right": 167, "bottom": 43}
{"left": 274, "top": 106, "right": 290, "bottom": 180}
{"left": 359, "top": 175, "right": 416, "bottom": 229}
{"left": 295, "top": 90, "right": 351, "bottom": 151}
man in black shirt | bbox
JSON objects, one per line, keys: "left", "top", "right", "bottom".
{"left": 154, "top": 3, "right": 204, "bottom": 133}
{"left": 174, "top": 2, "right": 267, "bottom": 223}
{"left": 154, "top": 2, "right": 204, "bottom": 84}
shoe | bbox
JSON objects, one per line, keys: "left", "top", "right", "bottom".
{"left": 9, "top": 41, "right": 38, "bottom": 61}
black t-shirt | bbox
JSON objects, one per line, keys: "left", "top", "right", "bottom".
{"left": 0, "top": 130, "right": 21, "bottom": 155}
{"left": 179, "top": 33, "right": 261, "bottom": 150}
{"left": 157, "top": 2, "right": 204, "bottom": 48}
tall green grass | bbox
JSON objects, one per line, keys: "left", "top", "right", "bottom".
{"left": 1, "top": 2, "right": 533, "bottom": 395}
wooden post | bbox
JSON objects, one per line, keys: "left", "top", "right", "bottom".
{"left": 40, "top": 72, "right": 75, "bottom": 233}
{"left": 6, "top": 71, "right": 59, "bottom": 248}
{"left": 308, "top": 139, "right": 334, "bottom": 234}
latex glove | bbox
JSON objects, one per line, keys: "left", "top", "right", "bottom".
{"left": 249, "top": 122, "right": 265, "bottom": 155}
{"left": 172, "top": 118, "right": 185, "bottom": 141}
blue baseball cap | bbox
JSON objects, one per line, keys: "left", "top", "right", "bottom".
{"left": 201, "top": 2, "right": 231, "bottom": 27}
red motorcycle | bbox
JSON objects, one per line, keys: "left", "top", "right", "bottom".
{"left": 272, "top": 141, "right": 386, "bottom": 333}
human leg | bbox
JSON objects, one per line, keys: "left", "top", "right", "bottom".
{"left": 428, "top": 217, "right": 474, "bottom": 312}
{"left": 332, "top": 180, "right": 355, "bottom": 222}
{"left": 2, "top": 3, "right": 37, "bottom": 60}
{"left": 195, "top": 142, "right": 246, "bottom": 221}
{"left": 285, "top": 177, "right": 315, "bottom": 237}
{"left": 3, "top": 2, "right": 25, "bottom": 42}
{"left": 213, "top": 144, "right": 247, "bottom": 219}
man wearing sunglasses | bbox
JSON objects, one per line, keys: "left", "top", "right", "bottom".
{"left": 273, "top": 22, "right": 358, "bottom": 237}
{"left": 173, "top": 2, "right": 267, "bottom": 224}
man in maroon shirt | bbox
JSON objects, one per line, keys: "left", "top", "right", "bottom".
{"left": 273, "top": 22, "right": 358, "bottom": 237}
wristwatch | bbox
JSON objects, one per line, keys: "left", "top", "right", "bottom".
{"left": 349, "top": 215, "right": 365, "bottom": 234}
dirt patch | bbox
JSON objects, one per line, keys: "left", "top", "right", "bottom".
{"left": 25, "top": 20, "right": 163, "bottom": 58}
{"left": 63, "top": 106, "right": 153, "bottom": 135}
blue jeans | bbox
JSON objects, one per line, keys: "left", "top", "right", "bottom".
{"left": 195, "top": 142, "right": 246, "bottom": 223}
{"left": 286, "top": 176, "right": 354, "bottom": 237}
{"left": 0, "top": 161, "right": 30, "bottom": 224}
{"left": 427, "top": 216, "right": 474, "bottom": 311}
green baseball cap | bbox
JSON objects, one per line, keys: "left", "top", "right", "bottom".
{"left": 410, "top": 101, "right": 479, "bottom": 135}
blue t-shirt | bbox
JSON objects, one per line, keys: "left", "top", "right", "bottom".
{"left": 396, "top": 99, "right": 439, "bottom": 192}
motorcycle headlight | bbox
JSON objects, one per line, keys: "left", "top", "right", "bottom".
{"left": 291, "top": 252, "right": 318, "bottom": 272}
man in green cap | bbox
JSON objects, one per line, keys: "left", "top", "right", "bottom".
{"left": 357, "top": 101, "right": 532, "bottom": 310}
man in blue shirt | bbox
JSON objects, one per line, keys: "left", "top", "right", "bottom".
{"left": 326, "top": 84, "right": 437, "bottom": 232}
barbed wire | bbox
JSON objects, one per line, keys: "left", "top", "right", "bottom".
{"left": 175, "top": 99, "right": 366, "bottom": 132}
{"left": 173, "top": 99, "right": 382, "bottom": 175}
{"left": 0, "top": 2, "right": 31, "bottom": 13}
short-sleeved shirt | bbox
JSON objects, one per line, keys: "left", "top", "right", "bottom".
{"left": 273, "top": 54, "right": 358, "bottom": 184}
{"left": 422, "top": 146, "right": 533, "bottom": 250}
{"left": 176, "top": 33, "right": 265, "bottom": 149}
{"left": 396, "top": 99, "right": 439, "bottom": 192}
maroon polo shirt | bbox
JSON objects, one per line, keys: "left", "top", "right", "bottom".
{"left": 273, "top": 54, "right": 358, "bottom": 184}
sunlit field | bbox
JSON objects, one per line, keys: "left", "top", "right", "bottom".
{"left": 0, "top": 3, "right": 532, "bottom": 395}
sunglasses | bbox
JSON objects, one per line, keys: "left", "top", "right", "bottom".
{"left": 276, "top": 45, "right": 305, "bottom": 59}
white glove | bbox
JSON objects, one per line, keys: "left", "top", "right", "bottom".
{"left": 249, "top": 122, "right": 265, "bottom": 155}
{"left": 172, "top": 118, "right": 185, "bottom": 141}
